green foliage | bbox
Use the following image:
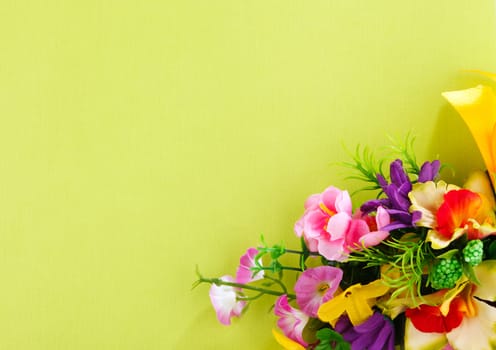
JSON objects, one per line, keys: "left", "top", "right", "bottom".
{"left": 348, "top": 237, "right": 432, "bottom": 304}
{"left": 314, "top": 328, "right": 351, "bottom": 350}
{"left": 302, "top": 318, "right": 327, "bottom": 344}
{"left": 341, "top": 144, "right": 385, "bottom": 193}
{"left": 387, "top": 133, "right": 420, "bottom": 176}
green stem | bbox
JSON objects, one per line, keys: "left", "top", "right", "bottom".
{"left": 198, "top": 277, "right": 296, "bottom": 299}
{"left": 258, "top": 265, "right": 302, "bottom": 272}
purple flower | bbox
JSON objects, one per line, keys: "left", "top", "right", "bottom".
{"left": 361, "top": 159, "right": 439, "bottom": 230}
{"left": 334, "top": 312, "right": 395, "bottom": 350}
{"left": 418, "top": 160, "right": 441, "bottom": 183}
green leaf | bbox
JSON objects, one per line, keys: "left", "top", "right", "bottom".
{"left": 315, "top": 328, "right": 350, "bottom": 350}
{"left": 302, "top": 318, "right": 327, "bottom": 344}
{"left": 462, "top": 261, "right": 481, "bottom": 285}
{"left": 435, "top": 249, "right": 459, "bottom": 260}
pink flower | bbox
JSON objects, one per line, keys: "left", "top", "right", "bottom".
{"left": 236, "top": 248, "right": 264, "bottom": 284}
{"left": 294, "top": 186, "right": 353, "bottom": 254}
{"left": 294, "top": 266, "right": 343, "bottom": 317}
{"left": 209, "top": 275, "right": 246, "bottom": 325}
{"left": 295, "top": 186, "right": 390, "bottom": 261}
{"left": 274, "top": 295, "right": 309, "bottom": 347}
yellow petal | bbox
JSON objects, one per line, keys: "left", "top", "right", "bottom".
{"left": 409, "top": 181, "right": 459, "bottom": 228}
{"left": 468, "top": 69, "right": 496, "bottom": 82}
{"left": 464, "top": 170, "right": 496, "bottom": 210}
{"left": 446, "top": 299, "right": 496, "bottom": 350}
{"left": 473, "top": 259, "right": 496, "bottom": 302}
{"left": 404, "top": 318, "right": 448, "bottom": 350}
{"left": 317, "top": 280, "right": 389, "bottom": 326}
{"left": 317, "top": 292, "right": 347, "bottom": 326}
{"left": 272, "top": 329, "right": 305, "bottom": 350}
{"left": 442, "top": 85, "right": 496, "bottom": 175}
{"left": 426, "top": 228, "right": 466, "bottom": 250}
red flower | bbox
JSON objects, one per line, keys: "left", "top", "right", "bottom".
{"left": 436, "top": 189, "right": 482, "bottom": 240}
{"left": 405, "top": 297, "right": 465, "bottom": 333}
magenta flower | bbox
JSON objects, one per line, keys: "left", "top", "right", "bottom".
{"left": 274, "top": 295, "right": 309, "bottom": 347}
{"left": 294, "top": 266, "right": 343, "bottom": 317}
{"left": 209, "top": 275, "right": 246, "bottom": 325}
{"left": 295, "top": 186, "right": 391, "bottom": 261}
{"left": 236, "top": 247, "right": 264, "bottom": 284}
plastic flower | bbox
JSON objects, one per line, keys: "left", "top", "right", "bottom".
{"left": 409, "top": 181, "right": 496, "bottom": 249}
{"left": 294, "top": 186, "right": 353, "bottom": 253}
{"left": 236, "top": 247, "right": 264, "bottom": 284}
{"left": 318, "top": 279, "right": 390, "bottom": 326}
{"left": 404, "top": 260, "right": 496, "bottom": 350}
{"left": 294, "top": 266, "right": 343, "bottom": 317}
{"left": 443, "top": 80, "right": 496, "bottom": 189}
{"left": 295, "top": 186, "right": 391, "bottom": 261}
{"left": 209, "top": 275, "right": 246, "bottom": 325}
{"left": 274, "top": 295, "right": 309, "bottom": 347}
{"left": 334, "top": 312, "right": 395, "bottom": 350}
{"left": 361, "top": 159, "right": 440, "bottom": 230}
{"left": 272, "top": 329, "right": 305, "bottom": 350}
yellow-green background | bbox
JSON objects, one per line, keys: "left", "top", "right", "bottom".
{"left": 0, "top": 1, "right": 495, "bottom": 349}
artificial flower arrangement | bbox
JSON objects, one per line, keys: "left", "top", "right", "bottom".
{"left": 194, "top": 73, "right": 496, "bottom": 350}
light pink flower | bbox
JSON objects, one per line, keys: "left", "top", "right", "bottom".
{"left": 209, "top": 275, "right": 246, "bottom": 325}
{"left": 295, "top": 186, "right": 390, "bottom": 261}
{"left": 294, "top": 266, "right": 343, "bottom": 317}
{"left": 274, "top": 295, "right": 309, "bottom": 347}
{"left": 236, "top": 247, "right": 264, "bottom": 284}
{"left": 294, "top": 186, "right": 353, "bottom": 255}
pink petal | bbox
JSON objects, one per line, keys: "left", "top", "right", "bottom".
{"left": 236, "top": 248, "right": 264, "bottom": 284}
{"left": 209, "top": 275, "right": 246, "bottom": 325}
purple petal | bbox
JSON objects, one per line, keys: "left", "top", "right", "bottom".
{"left": 377, "top": 174, "right": 389, "bottom": 189}
{"left": 411, "top": 210, "right": 422, "bottom": 225}
{"left": 390, "top": 160, "right": 409, "bottom": 186}
{"left": 354, "top": 313, "right": 383, "bottom": 333}
{"left": 369, "top": 321, "right": 394, "bottom": 350}
{"left": 418, "top": 160, "right": 441, "bottom": 182}
{"left": 360, "top": 199, "right": 388, "bottom": 215}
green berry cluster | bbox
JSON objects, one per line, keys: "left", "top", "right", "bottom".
{"left": 462, "top": 239, "right": 483, "bottom": 266}
{"left": 430, "top": 258, "right": 462, "bottom": 290}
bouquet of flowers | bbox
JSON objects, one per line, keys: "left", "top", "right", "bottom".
{"left": 194, "top": 74, "right": 496, "bottom": 350}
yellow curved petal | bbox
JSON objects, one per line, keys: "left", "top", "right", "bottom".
{"left": 446, "top": 299, "right": 496, "bottom": 350}
{"left": 409, "top": 181, "right": 459, "bottom": 228}
{"left": 442, "top": 85, "right": 496, "bottom": 175}
{"left": 473, "top": 259, "right": 496, "bottom": 302}
{"left": 464, "top": 170, "right": 496, "bottom": 209}
{"left": 272, "top": 329, "right": 305, "bottom": 350}
{"left": 317, "top": 280, "right": 389, "bottom": 326}
{"left": 404, "top": 318, "right": 448, "bottom": 350}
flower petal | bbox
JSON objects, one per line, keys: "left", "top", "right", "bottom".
{"left": 272, "top": 329, "right": 306, "bottom": 350}
{"left": 404, "top": 318, "right": 448, "bottom": 350}
{"left": 473, "top": 259, "right": 496, "bottom": 302}
{"left": 446, "top": 299, "right": 496, "bottom": 350}
{"left": 442, "top": 85, "right": 496, "bottom": 174}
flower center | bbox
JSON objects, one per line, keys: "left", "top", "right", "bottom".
{"left": 317, "top": 283, "right": 330, "bottom": 296}
{"left": 319, "top": 203, "right": 337, "bottom": 217}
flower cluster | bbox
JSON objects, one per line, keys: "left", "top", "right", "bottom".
{"left": 195, "top": 74, "right": 496, "bottom": 350}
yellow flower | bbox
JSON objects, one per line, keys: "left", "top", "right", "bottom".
{"left": 317, "top": 279, "right": 389, "bottom": 326}
{"left": 442, "top": 74, "right": 496, "bottom": 191}
{"left": 272, "top": 329, "right": 305, "bottom": 350}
